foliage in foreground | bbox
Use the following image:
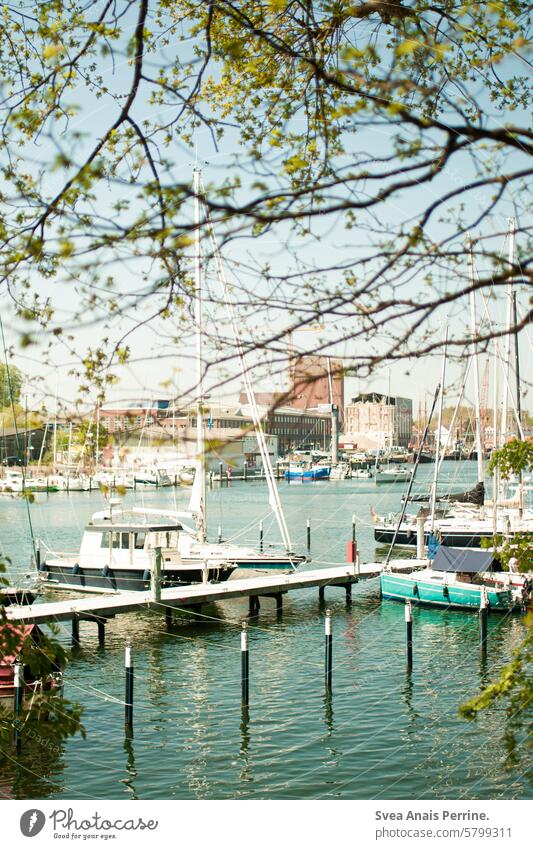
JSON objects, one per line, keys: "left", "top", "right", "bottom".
{"left": 461, "top": 438, "right": 532, "bottom": 773}
{"left": 0, "top": 556, "right": 85, "bottom": 761}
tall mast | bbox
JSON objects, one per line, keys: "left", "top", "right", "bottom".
{"left": 467, "top": 236, "right": 484, "bottom": 485}
{"left": 492, "top": 339, "right": 499, "bottom": 534}
{"left": 201, "top": 182, "right": 293, "bottom": 552}
{"left": 500, "top": 218, "right": 515, "bottom": 445}
{"left": 430, "top": 328, "right": 447, "bottom": 529}
{"left": 194, "top": 167, "right": 206, "bottom": 543}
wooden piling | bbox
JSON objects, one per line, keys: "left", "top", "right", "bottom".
{"left": 151, "top": 546, "right": 162, "bottom": 603}
{"left": 325, "top": 609, "right": 332, "bottom": 692}
{"left": 35, "top": 538, "right": 41, "bottom": 571}
{"left": 241, "top": 622, "right": 249, "bottom": 706}
{"left": 259, "top": 520, "right": 263, "bottom": 553}
{"left": 405, "top": 600, "right": 413, "bottom": 669}
{"left": 248, "top": 595, "right": 260, "bottom": 616}
{"left": 97, "top": 619, "right": 105, "bottom": 644}
{"left": 125, "top": 644, "right": 133, "bottom": 728}
{"left": 416, "top": 515, "right": 425, "bottom": 559}
{"left": 165, "top": 607, "right": 172, "bottom": 628}
{"left": 319, "top": 586, "right": 325, "bottom": 603}
{"left": 307, "top": 517, "right": 311, "bottom": 550}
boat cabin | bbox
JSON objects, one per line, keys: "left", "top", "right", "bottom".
{"left": 80, "top": 513, "right": 196, "bottom": 569}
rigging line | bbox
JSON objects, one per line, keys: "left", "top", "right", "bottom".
{"left": 0, "top": 312, "right": 36, "bottom": 559}
{"left": 200, "top": 178, "right": 293, "bottom": 555}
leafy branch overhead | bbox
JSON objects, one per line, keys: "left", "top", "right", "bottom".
{"left": 0, "top": 1, "right": 530, "bottom": 400}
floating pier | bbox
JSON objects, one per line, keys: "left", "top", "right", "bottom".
{"left": 4, "top": 560, "right": 424, "bottom": 631}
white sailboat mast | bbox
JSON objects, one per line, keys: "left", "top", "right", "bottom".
{"left": 430, "top": 328, "right": 447, "bottom": 529}
{"left": 500, "top": 217, "right": 515, "bottom": 446}
{"left": 467, "top": 237, "right": 484, "bottom": 484}
{"left": 201, "top": 183, "right": 293, "bottom": 552}
{"left": 194, "top": 167, "right": 207, "bottom": 543}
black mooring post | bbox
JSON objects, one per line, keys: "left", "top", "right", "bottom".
{"left": 13, "top": 660, "right": 23, "bottom": 752}
{"left": 259, "top": 520, "right": 263, "bottom": 553}
{"left": 405, "top": 600, "right": 413, "bottom": 669}
{"left": 307, "top": 518, "right": 311, "bottom": 550}
{"left": 479, "top": 589, "right": 488, "bottom": 654}
{"left": 165, "top": 607, "right": 172, "bottom": 629}
{"left": 241, "top": 622, "right": 249, "bottom": 706}
{"left": 125, "top": 644, "right": 133, "bottom": 729}
{"left": 325, "top": 609, "right": 332, "bottom": 692}
{"left": 319, "top": 585, "right": 325, "bottom": 604}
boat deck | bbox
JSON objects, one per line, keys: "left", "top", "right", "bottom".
{"left": 4, "top": 560, "right": 425, "bottom": 626}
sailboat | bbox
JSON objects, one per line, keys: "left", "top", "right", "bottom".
{"left": 375, "top": 223, "right": 532, "bottom": 547}
{"left": 37, "top": 171, "right": 305, "bottom": 592}
{"left": 380, "top": 546, "right": 520, "bottom": 611}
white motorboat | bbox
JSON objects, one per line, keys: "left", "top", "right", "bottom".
{"left": 375, "top": 464, "right": 411, "bottom": 483}
{"left": 38, "top": 505, "right": 306, "bottom": 593}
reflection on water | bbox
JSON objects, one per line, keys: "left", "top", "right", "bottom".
{"left": 0, "top": 466, "right": 530, "bottom": 799}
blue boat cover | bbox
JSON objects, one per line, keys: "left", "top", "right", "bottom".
{"left": 432, "top": 546, "right": 494, "bottom": 573}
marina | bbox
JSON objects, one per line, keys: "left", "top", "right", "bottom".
{"left": 0, "top": 461, "right": 531, "bottom": 800}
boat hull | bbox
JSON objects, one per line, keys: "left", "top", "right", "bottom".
{"left": 284, "top": 468, "right": 331, "bottom": 481}
{"left": 375, "top": 526, "right": 495, "bottom": 548}
{"left": 380, "top": 572, "right": 514, "bottom": 610}
{"left": 39, "top": 554, "right": 303, "bottom": 592}
{"left": 40, "top": 562, "right": 235, "bottom": 593}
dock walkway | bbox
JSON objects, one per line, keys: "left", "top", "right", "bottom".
{"left": 4, "top": 560, "right": 423, "bottom": 627}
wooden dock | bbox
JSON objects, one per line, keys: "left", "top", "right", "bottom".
{"left": 4, "top": 560, "right": 424, "bottom": 627}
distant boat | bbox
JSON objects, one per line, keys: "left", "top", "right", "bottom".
{"left": 134, "top": 468, "right": 172, "bottom": 486}
{"left": 380, "top": 547, "right": 521, "bottom": 611}
{"left": 284, "top": 464, "right": 331, "bottom": 481}
{"left": 330, "top": 462, "right": 351, "bottom": 480}
{"left": 0, "top": 470, "right": 58, "bottom": 494}
{"left": 352, "top": 468, "right": 373, "bottom": 480}
{"left": 375, "top": 464, "right": 411, "bottom": 483}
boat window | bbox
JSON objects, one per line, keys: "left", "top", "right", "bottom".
{"left": 121, "top": 532, "right": 129, "bottom": 549}
{"left": 101, "top": 532, "right": 109, "bottom": 548}
{"left": 112, "top": 532, "right": 120, "bottom": 549}
{"left": 135, "top": 531, "right": 146, "bottom": 549}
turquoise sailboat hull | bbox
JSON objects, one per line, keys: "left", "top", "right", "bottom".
{"left": 380, "top": 571, "right": 514, "bottom": 611}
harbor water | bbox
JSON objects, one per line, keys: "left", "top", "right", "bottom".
{"left": 0, "top": 462, "right": 530, "bottom": 799}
